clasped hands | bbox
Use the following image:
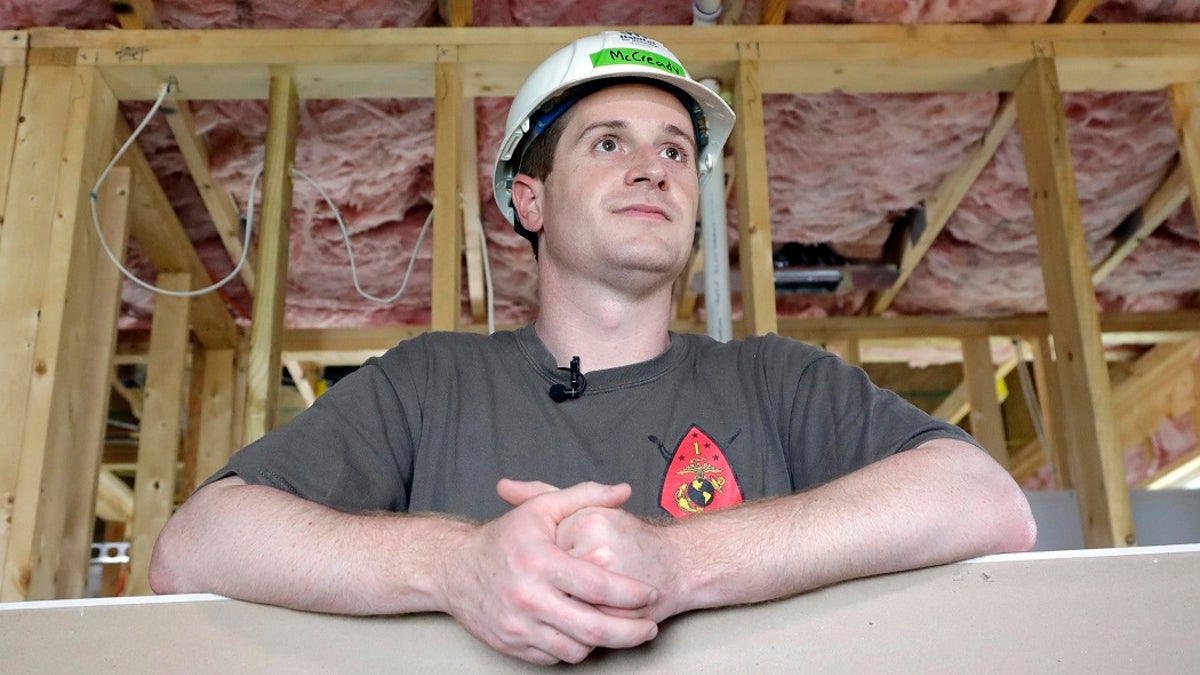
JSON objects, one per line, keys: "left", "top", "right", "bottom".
{"left": 437, "top": 478, "right": 683, "bottom": 665}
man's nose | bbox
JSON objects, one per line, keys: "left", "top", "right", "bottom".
{"left": 625, "top": 148, "right": 667, "bottom": 188}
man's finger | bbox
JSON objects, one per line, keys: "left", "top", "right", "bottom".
{"left": 540, "top": 593, "right": 659, "bottom": 651}
{"left": 495, "top": 478, "right": 560, "bottom": 507}
{"left": 548, "top": 552, "right": 657, "bottom": 610}
{"left": 522, "top": 481, "right": 634, "bottom": 523}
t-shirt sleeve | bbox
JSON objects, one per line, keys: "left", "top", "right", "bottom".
{"left": 767, "top": 336, "right": 982, "bottom": 491}
{"left": 198, "top": 341, "right": 425, "bottom": 513}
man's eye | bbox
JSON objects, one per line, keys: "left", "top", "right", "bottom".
{"left": 661, "top": 146, "right": 683, "bottom": 161}
{"left": 595, "top": 138, "right": 618, "bottom": 152}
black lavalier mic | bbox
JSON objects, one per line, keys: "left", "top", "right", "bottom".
{"left": 548, "top": 355, "right": 587, "bottom": 402}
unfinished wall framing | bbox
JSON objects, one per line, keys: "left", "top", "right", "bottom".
{"left": 1, "top": 23, "right": 1199, "bottom": 600}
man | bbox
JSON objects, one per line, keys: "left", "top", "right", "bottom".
{"left": 150, "top": 31, "right": 1036, "bottom": 666}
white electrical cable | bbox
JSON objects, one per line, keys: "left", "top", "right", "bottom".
{"left": 90, "top": 83, "right": 257, "bottom": 298}
{"left": 293, "top": 167, "right": 432, "bottom": 305}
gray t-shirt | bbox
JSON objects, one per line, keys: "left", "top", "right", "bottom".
{"left": 211, "top": 324, "right": 978, "bottom": 521}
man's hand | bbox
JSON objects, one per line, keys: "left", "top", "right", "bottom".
{"left": 438, "top": 480, "right": 660, "bottom": 665}
{"left": 499, "top": 480, "right": 687, "bottom": 623}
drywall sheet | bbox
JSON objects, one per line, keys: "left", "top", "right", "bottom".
{"left": 2, "top": 545, "right": 1197, "bottom": 673}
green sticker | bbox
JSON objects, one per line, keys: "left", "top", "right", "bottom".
{"left": 590, "top": 48, "right": 685, "bottom": 77}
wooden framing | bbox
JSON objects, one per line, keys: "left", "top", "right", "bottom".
{"left": 1028, "top": 335, "right": 1072, "bottom": 489}
{"left": 431, "top": 51, "right": 463, "bottom": 331}
{"left": 733, "top": 42, "right": 777, "bottom": 335}
{"left": 0, "top": 35, "right": 29, "bottom": 237}
{"left": 126, "top": 273, "right": 191, "bottom": 597}
{"left": 1168, "top": 82, "right": 1200, "bottom": 240}
{"left": 0, "top": 65, "right": 120, "bottom": 601}
{"left": 195, "top": 349, "right": 238, "bottom": 490}
{"left": 961, "top": 337, "right": 1008, "bottom": 467}
{"left": 1015, "top": 51, "right": 1130, "bottom": 548}
{"left": 243, "top": 74, "right": 298, "bottom": 444}
{"left": 1091, "top": 161, "right": 1189, "bottom": 285}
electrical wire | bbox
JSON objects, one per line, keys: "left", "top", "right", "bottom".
{"left": 90, "top": 82, "right": 257, "bottom": 298}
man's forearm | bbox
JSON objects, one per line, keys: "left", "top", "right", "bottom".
{"left": 150, "top": 477, "right": 468, "bottom": 615}
{"left": 662, "top": 439, "right": 1037, "bottom": 613}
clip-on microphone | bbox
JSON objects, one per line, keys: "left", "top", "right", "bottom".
{"left": 548, "top": 355, "right": 587, "bottom": 402}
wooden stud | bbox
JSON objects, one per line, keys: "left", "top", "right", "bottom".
{"left": 97, "top": 521, "right": 126, "bottom": 597}
{"left": 1028, "top": 335, "right": 1072, "bottom": 488}
{"left": 439, "top": 0, "right": 473, "bottom": 28}
{"left": 195, "top": 349, "right": 237, "bottom": 491}
{"left": 110, "top": 369, "right": 144, "bottom": 419}
{"left": 733, "top": 43, "right": 777, "bottom": 335}
{"left": 1091, "top": 161, "right": 1188, "bottom": 285}
{"left": 932, "top": 355, "right": 1017, "bottom": 424}
{"left": 0, "top": 62, "right": 28, "bottom": 237}
{"left": 95, "top": 471, "right": 134, "bottom": 523}
{"left": 56, "top": 166, "right": 133, "bottom": 599}
{"left": 1014, "top": 51, "right": 1130, "bottom": 548}
{"left": 0, "top": 65, "right": 119, "bottom": 601}
{"left": 284, "top": 359, "right": 318, "bottom": 409}
{"left": 961, "top": 337, "right": 1009, "bottom": 468}
{"left": 126, "top": 273, "right": 192, "bottom": 597}
{"left": 108, "top": 0, "right": 162, "bottom": 30}
{"left": 760, "top": 0, "right": 787, "bottom": 25}
{"left": 243, "top": 73, "right": 298, "bottom": 444}
{"left": 1052, "top": 0, "right": 1101, "bottom": 24}
{"left": 178, "top": 346, "right": 203, "bottom": 500}
{"left": 432, "top": 51, "right": 463, "bottom": 332}
{"left": 460, "top": 97, "right": 486, "bottom": 322}
{"left": 1168, "top": 83, "right": 1200, "bottom": 241}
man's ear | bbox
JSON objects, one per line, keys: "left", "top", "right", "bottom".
{"left": 511, "top": 174, "right": 544, "bottom": 234}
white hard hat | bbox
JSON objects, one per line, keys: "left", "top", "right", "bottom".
{"left": 492, "top": 30, "right": 736, "bottom": 234}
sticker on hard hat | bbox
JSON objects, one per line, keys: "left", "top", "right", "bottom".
{"left": 590, "top": 48, "right": 686, "bottom": 77}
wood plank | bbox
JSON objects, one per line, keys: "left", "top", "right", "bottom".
{"left": 1091, "top": 161, "right": 1188, "bottom": 285}
{"left": 760, "top": 0, "right": 787, "bottom": 24}
{"left": 1168, "top": 82, "right": 1200, "bottom": 241}
{"left": 110, "top": 369, "right": 143, "bottom": 419}
{"left": 95, "top": 471, "right": 134, "bottom": 523}
{"left": 1052, "top": 0, "right": 1100, "bottom": 24}
{"left": 56, "top": 166, "right": 132, "bottom": 599}
{"left": 733, "top": 44, "right": 777, "bottom": 335}
{"left": 0, "top": 61, "right": 28, "bottom": 237}
{"left": 283, "top": 359, "right": 317, "bottom": 409}
{"left": 243, "top": 74, "right": 298, "bottom": 444}
{"left": 932, "top": 354, "right": 1018, "bottom": 424}
{"left": 0, "top": 65, "right": 119, "bottom": 601}
{"left": 961, "top": 337, "right": 1009, "bottom": 468}
{"left": 162, "top": 94, "right": 257, "bottom": 291}
{"left": 195, "top": 348, "right": 237, "bottom": 492}
{"left": 31, "top": 24, "right": 1200, "bottom": 100}
{"left": 1028, "top": 335, "right": 1072, "bottom": 488}
{"left": 126, "top": 273, "right": 191, "bottom": 597}
{"left": 460, "top": 97, "right": 485, "bottom": 322}
{"left": 439, "top": 0, "right": 473, "bottom": 28}
{"left": 178, "top": 346, "right": 203, "bottom": 501}
{"left": 115, "top": 117, "right": 238, "bottom": 348}
{"left": 431, "top": 52, "right": 462, "bottom": 331}
{"left": 1014, "top": 51, "right": 1130, "bottom": 548}
{"left": 108, "top": 0, "right": 162, "bottom": 30}
{"left": 870, "top": 98, "right": 1016, "bottom": 314}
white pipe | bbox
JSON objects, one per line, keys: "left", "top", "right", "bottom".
{"left": 693, "top": 0, "right": 722, "bottom": 25}
{"left": 700, "top": 78, "right": 733, "bottom": 342}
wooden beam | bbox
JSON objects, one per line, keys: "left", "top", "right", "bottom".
{"left": 1028, "top": 335, "right": 1072, "bottom": 488}
{"left": 431, "top": 51, "right": 462, "bottom": 331}
{"left": 1015, "top": 51, "right": 1130, "bottom": 548}
{"left": 760, "top": 0, "right": 787, "bottom": 25}
{"left": 126, "top": 273, "right": 191, "bottom": 597}
{"left": 733, "top": 43, "right": 776, "bottom": 335}
{"left": 961, "top": 337, "right": 1009, "bottom": 468}
{"left": 57, "top": 166, "right": 133, "bottom": 599}
{"left": 116, "top": 117, "right": 239, "bottom": 348}
{"left": 110, "top": 369, "right": 143, "bottom": 419}
{"left": 438, "top": 0, "right": 473, "bottom": 28}
{"left": 243, "top": 74, "right": 298, "bottom": 444}
{"left": 0, "top": 65, "right": 119, "bottom": 601}
{"left": 162, "top": 92, "right": 257, "bottom": 291}
{"left": 1052, "top": 0, "right": 1100, "bottom": 24}
{"left": 870, "top": 98, "right": 1017, "bottom": 314}
{"left": 460, "top": 96, "right": 486, "bottom": 322}
{"left": 108, "top": 0, "right": 162, "bottom": 30}
{"left": 195, "top": 348, "right": 237, "bottom": 493}
{"left": 284, "top": 359, "right": 318, "bottom": 409}
{"left": 0, "top": 59, "right": 28, "bottom": 237}
{"left": 1168, "top": 82, "right": 1200, "bottom": 241}
{"left": 1091, "top": 161, "right": 1188, "bottom": 285}
{"left": 95, "top": 471, "right": 134, "bottom": 523}
{"left": 932, "top": 354, "right": 1018, "bottom": 424}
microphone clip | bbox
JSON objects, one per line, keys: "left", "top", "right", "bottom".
{"left": 549, "top": 355, "right": 587, "bottom": 402}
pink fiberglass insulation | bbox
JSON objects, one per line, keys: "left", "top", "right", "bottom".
{"left": 154, "top": 0, "right": 436, "bottom": 29}
{"left": 1091, "top": 0, "right": 1200, "bottom": 22}
{"left": 784, "top": 0, "right": 1054, "bottom": 23}
{"left": 891, "top": 90, "right": 1197, "bottom": 316}
{"left": 0, "top": 0, "right": 114, "bottom": 29}
{"left": 1123, "top": 413, "right": 1198, "bottom": 487}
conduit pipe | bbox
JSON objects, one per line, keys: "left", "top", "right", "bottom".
{"left": 693, "top": 0, "right": 734, "bottom": 341}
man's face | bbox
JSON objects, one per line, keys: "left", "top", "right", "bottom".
{"left": 514, "top": 83, "right": 701, "bottom": 295}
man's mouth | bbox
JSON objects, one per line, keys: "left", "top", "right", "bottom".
{"left": 614, "top": 204, "right": 669, "bottom": 220}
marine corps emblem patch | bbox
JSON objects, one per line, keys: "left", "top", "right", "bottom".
{"left": 658, "top": 425, "right": 742, "bottom": 518}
